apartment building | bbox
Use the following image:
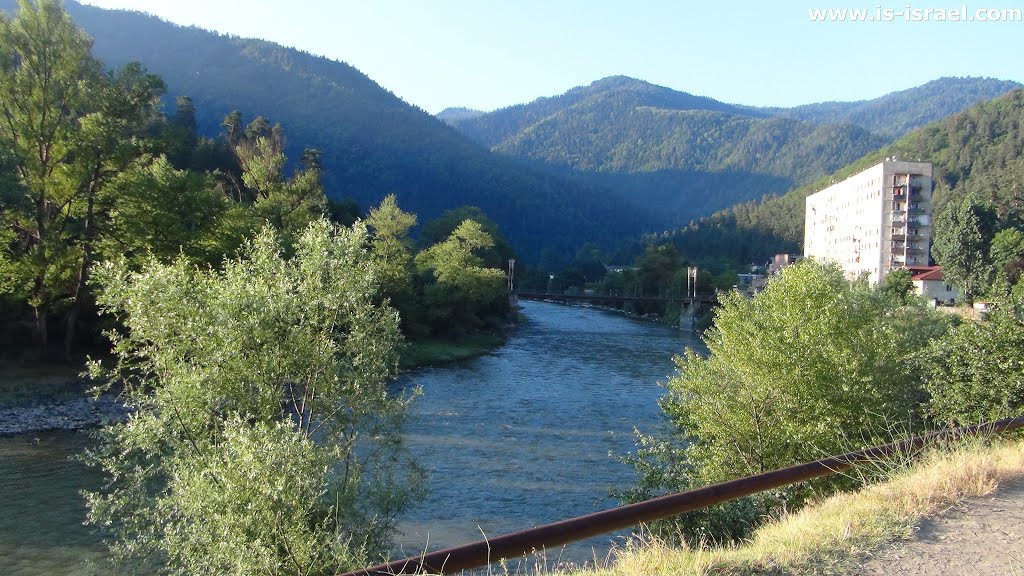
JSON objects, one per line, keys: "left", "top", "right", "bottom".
{"left": 804, "top": 159, "right": 933, "bottom": 284}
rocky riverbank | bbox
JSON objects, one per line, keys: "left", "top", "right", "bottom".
{"left": 0, "top": 393, "right": 129, "bottom": 436}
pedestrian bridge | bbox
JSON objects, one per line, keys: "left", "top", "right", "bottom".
{"left": 516, "top": 291, "right": 716, "bottom": 307}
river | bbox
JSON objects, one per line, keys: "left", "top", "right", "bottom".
{"left": 0, "top": 301, "right": 703, "bottom": 574}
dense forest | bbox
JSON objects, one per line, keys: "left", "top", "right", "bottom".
{"left": 445, "top": 75, "right": 1019, "bottom": 230}
{"left": 659, "top": 88, "right": 1024, "bottom": 267}
{"left": 0, "top": 0, "right": 651, "bottom": 261}
{"left": 0, "top": 1, "right": 515, "bottom": 359}
{"left": 757, "top": 76, "right": 1023, "bottom": 139}
{"left": 3, "top": 2, "right": 1016, "bottom": 263}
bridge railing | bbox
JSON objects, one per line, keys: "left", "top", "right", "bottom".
{"left": 339, "top": 415, "right": 1024, "bottom": 576}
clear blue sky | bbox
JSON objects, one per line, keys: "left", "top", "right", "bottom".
{"left": 78, "top": 0, "right": 1023, "bottom": 114}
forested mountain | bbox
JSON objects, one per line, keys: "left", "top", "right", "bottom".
{"left": 0, "top": 1, "right": 656, "bottom": 260}
{"left": 450, "top": 76, "right": 756, "bottom": 149}
{"left": 444, "top": 75, "right": 1019, "bottom": 240}
{"left": 662, "top": 88, "right": 1024, "bottom": 266}
{"left": 437, "top": 107, "right": 484, "bottom": 123}
{"left": 757, "top": 77, "right": 1022, "bottom": 139}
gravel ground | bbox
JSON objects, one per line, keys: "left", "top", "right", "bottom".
{"left": 0, "top": 394, "right": 128, "bottom": 436}
{"left": 852, "top": 479, "right": 1024, "bottom": 575}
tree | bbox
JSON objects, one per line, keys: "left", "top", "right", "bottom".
{"left": 415, "top": 219, "right": 508, "bottom": 335}
{"left": 164, "top": 95, "right": 198, "bottom": 169}
{"left": 419, "top": 206, "right": 514, "bottom": 269}
{"left": 623, "top": 261, "right": 948, "bottom": 544}
{"left": 932, "top": 195, "right": 998, "bottom": 304}
{"left": 878, "top": 267, "right": 914, "bottom": 305}
{"left": 922, "top": 302, "right": 1024, "bottom": 425}
{"left": 365, "top": 194, "right": 420, "bottom": 334}
{"left": 229, "top": 116, "right": 327, "bottom": 243}
{"left": 85, "top": 220, "right": 423, "bottom": 575}
{"left": 635, "top": 243, "right": 681, "bottom": 297}
{"left": 100, "top": 156, "right": 230, "bottom": 264}
{"left": 0, "top": 0, "right": 164, "bottom": 357}
{"left": 989, "top": 227, "right": 1024, "bottom": 295}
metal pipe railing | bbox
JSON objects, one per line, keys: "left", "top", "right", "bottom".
{"left": 341, "top": 415, "right": 1024, "bottom": 576}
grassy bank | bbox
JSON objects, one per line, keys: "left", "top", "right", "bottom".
{"left": 572, "top": 437, "right": 1024, "bottom": 576}
{"left": 399, "top": 333, "right": 506, "bottom": 369}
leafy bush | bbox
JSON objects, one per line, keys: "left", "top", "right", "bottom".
{"left": 923, "top": 302, "right": 1024, "bottom": 425}
{"left": 623, "top": 261, "right": 949, "bottom": 544}
{"left": 85, "top": 220, "right": 423, "bottom": 575}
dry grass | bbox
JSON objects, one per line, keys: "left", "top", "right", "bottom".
{"left": 566, "top": 437, "right": 1024, "bottom": 576}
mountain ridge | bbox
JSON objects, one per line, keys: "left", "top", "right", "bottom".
{"left": 442, "top": 74, "right": 1021, "bottom": 233}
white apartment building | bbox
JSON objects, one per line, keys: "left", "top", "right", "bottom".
{"left": 804, "top": 159, "right": 933, "bottom": 284}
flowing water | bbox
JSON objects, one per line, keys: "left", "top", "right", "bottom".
{"left": 0, "top": 300, "right": 703, "bottom": 574}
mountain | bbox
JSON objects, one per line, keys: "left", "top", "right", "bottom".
{"left": 663, "top": 88, "right": 1024, "bottom": 266}
{"left": 0, "top": 0, "right": 653, "bottom": 261}
{"left": 756, "top": 77, "right": 1023, "bottom": 139}
{"left": 445, "top": 76, "right": 890, "bottom": 225}
{"left": 437, "top": 107, "right": 485, "bottom": 123}
{"left": 451, "top": 76, "right": 758, "bottom": 149}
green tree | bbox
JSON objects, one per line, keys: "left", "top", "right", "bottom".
{"left": 878, "top": 267, "right": 914, "bottom": 305}
{"left": 635, "top": 243, "right": 681, "bottom": 297}
{"left": 415, "top": 219, "right": 508, "bottom": 335}
{"left": 922, "top": 302, "right": 1024, "bottom": 425}
{"left": 100, "top": 156, "right": 231, "bottom": 264}
{"left": 164, "top": 95, "right": 198, "bottom": 169}
{"left": 85, "top": 220, "right": 423, "bottom": 575}
{"left": 989, "top": 227, "right": 1024, "bottom": 294}
{"left": 365, "top": 194, "right": 420, "bottom": 334}
{"left": 0, "top": 0, "right": 164, "bottom": 356}
{"left": 931, "top": 195, "right": 998, "bottom": 304}
{"left": 624, "top": 261, "right": 948, "bottom": 544}
{"left": 419, "top": 206, "right": 514, "bottom": 269}
{"left": 231, "top": 117, "right": 327, "bottom": 241}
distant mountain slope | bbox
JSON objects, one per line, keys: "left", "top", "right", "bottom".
{"left": 666, "top": 88, "right": 1024, "bottom": 265}
{"left": 437, "top": 107, "right": 484, "bottom": 123}
{"left": 757, "top": 77, "right": 1022, "bottom": 139}
{"left": 443, "top": 75, "right": 1019, "bottom": 233}
{"left": 0, "top": 0, "right": 651, "bottom": 260}
{"left": 445, "top": 76, "right": 884, "bottom": 223}
{"left": 452, "top": 76, "right": 757, "bottom": 149}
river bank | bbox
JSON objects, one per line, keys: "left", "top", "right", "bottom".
{"left": 0, "top": 327, "right": 512, "bottom": 437}
{"left": 0, "top": 365, "right": 129, "bottom": 437}
{"left": 2, "top": 301, "right": 695, "bottom": 575}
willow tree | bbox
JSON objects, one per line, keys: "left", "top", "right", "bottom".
{"left": 86, "top": 220, "right": 423, "bottom": 575}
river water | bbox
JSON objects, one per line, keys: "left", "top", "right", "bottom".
{"left": 0, "top": 301, "right": 702, "bottom": 574}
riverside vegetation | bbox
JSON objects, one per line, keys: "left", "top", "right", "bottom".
{"left": 0, "top": 1, "right": 510, "bottom": 571}
{"left": 3, "top": 1, "right": 1024, "bottom": 575}
{"left": 0, "top": 0, "right": 514, "bottom": 364}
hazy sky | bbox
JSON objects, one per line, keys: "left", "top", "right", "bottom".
{"left": 77, "top": 0, "right": 1023, "bottom": 113}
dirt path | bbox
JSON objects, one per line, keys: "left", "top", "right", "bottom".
{"left": 852, "top": 479, "right": 1024, "bottom": 575}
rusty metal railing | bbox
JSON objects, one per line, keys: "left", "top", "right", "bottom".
{"left": 340, "top": 415, "right": 1024, "bottom": 576}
